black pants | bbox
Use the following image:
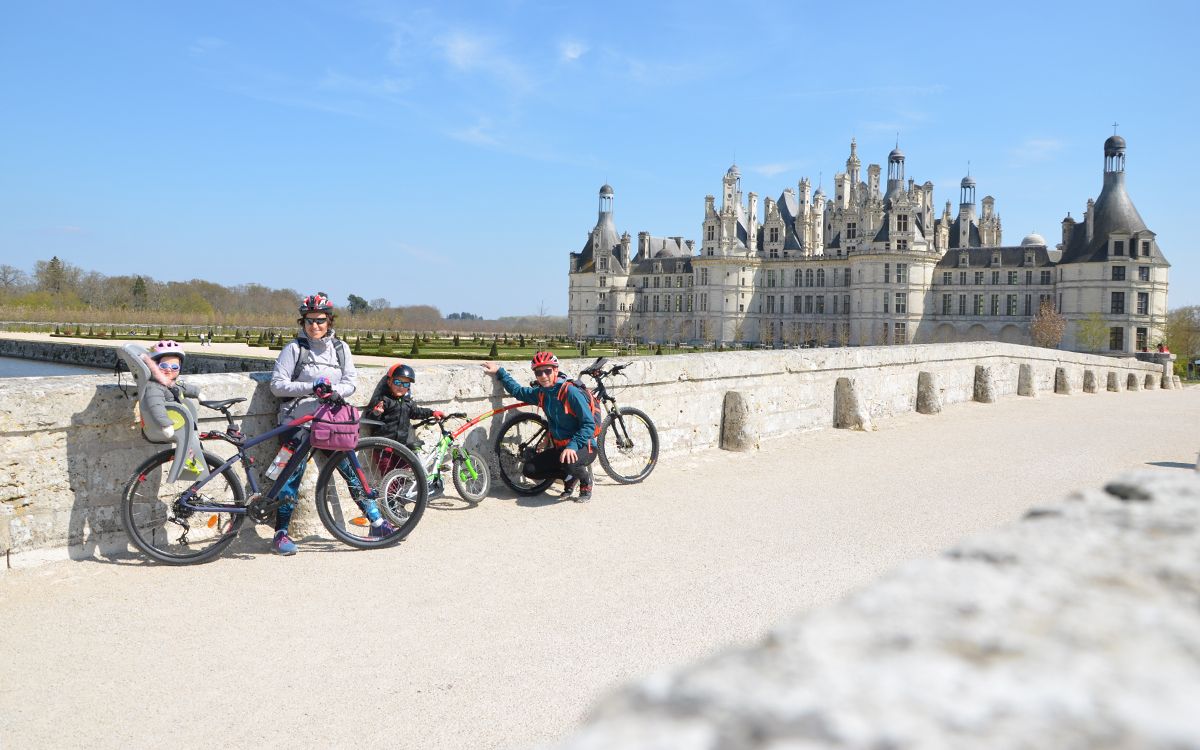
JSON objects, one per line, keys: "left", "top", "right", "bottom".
{"left": 523, "top": 444, "right": 596, "bottom": 485}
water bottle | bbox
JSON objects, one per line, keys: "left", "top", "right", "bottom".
{"left": 265, "top": 444, "right": 294, "bottom": 480}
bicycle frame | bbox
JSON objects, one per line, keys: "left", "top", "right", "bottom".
{"left": 416, "top": 403, "right": 528, "bottom": 483}
{"left": 179, "top": 413, "right": 374, "bottom": 515}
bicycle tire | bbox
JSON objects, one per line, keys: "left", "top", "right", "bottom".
{"left": 493, "top": 412, "right": 555, "bottom": 496}
{"left": 120, "top": 449, "right": 246, "bottom": 565}
{"left": 451, "top": 448, "right": 491, "bottom": 502}
{"left": 597, "top": 406, "right": 659, "bottom": 484}
{"left": 314, "top": 437, "right": 427, "bottom": 549}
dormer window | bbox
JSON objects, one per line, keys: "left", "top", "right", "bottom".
{"left": 959, "top": 252, "right": 969, "bottom": 267}
{"left": 1113, "top": 240, "right": 1125, "bottom": 256}
{"left": 654, "top": 263, "right": 662, "bottom": 273}
{"left": 896, "top": 214, "right": 909, "bottom": 232}
{"left": 598, "top": 257, "right": 608, "bottom": 271}
{"left": 992, "top": 252, "right": 1001, "bottom": 266}
{"left": 1025, "top": 252, "right": 1034, "bottom": 265}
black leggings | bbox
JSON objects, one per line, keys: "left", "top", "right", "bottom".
{"left": 523, "top": 444, "right": 596, "bottom": 485}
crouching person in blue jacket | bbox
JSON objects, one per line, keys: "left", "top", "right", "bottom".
{"left": 482, "top": 351, "right": 596, "bottom": 502}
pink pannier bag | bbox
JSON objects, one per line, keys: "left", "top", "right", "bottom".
{"left": 310, "top": 402, "right": 361, "bottom": 451}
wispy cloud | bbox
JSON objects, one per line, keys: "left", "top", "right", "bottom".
{"left": 316, "top": 70, "right": 410, "bottom": 99}
{"left": 1010, "top": 137, "right": 1063, "bottom": 165}
{"left": 752, "top": 161, "right": 806, "bottom": 178}
{"left": 433, "top": 30, "right": 532, "bottom": 93}
{"left": 559, "top": 39, "right": 588, "bottom": 62}
{"left": 188, "top": 36, "right": 225, "bottom": 56}
{"left": 450, "top": 117, "right": 500, "bottom": 147}
{"left": 787, "top": 84, "right": 947, "bottom": 100}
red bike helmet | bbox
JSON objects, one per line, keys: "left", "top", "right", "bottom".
{"left": 150, "top": 340, "right": 186, "bottom": 361}
{"left": 530, "top": 351, "right": 559, "bottom": 369}
{"left": 299, "top": 292, "right": 334, "bottom": 316}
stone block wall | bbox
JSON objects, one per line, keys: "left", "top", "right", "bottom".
{"left": 0, "top": 336, "right": 275, "bottom": 373}
{"left": 0, "top": 342, "right": 1169, "bottom": 568}
{"left": 551, "top": 470, "right": 1200, "bottom": 749}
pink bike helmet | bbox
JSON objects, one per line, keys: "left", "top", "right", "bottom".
{"left": 150, "top": 340, "right": 185, "bottom": 361}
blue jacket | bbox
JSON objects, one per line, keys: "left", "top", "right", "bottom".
{"left": 496, "top": 367, "right": 595, "bottom": 452}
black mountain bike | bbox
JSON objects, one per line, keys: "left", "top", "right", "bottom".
{"left": 120, "top": 395, "right": 428, "bottom": 565}
{"left": 494, "top": 357, "right": 659, "bottom": 495}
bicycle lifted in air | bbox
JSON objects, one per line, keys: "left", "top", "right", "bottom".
{"left": 120, "top": 394, "right": 428, "bottom": 565}
{"left": 493, "top": 357, "right": 659, "bottom": 496}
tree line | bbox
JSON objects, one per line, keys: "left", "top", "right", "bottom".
{"left": 0, "top": 257, "right": 566, "bottom": 334}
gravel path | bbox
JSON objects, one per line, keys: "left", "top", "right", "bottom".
{"left": 1, "top": 386, "right": 1196, "bottom": 749}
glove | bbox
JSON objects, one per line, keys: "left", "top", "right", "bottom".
{"left": 432, "top": 411, "right": 445, "bottom": 420}
{"left": 312, "top": 376, "right": 333, "bottom": 393}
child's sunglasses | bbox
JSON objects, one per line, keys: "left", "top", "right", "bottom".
{"left": 391, "top": 377, "right": 413, "bottom": 387}
{"left": 157, "top": 362, "right": 181, "bottom": 372}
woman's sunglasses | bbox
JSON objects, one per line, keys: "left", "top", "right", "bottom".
{"left": 300, "top": 317, "right": 330, "bottom": 326}
{"left": 157, "top": 362, "right": 181, "bottom": 372}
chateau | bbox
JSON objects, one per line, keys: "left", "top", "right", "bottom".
{"left": 567, "top": 135, "right": 1169, "bottom": 352}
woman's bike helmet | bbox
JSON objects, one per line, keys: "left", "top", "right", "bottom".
{"left": 299, "top": 292, "right": 334, "bottom": 315}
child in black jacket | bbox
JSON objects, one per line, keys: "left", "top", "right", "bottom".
{"left": 365, "top": 362, "right": 443, "bottom": 450}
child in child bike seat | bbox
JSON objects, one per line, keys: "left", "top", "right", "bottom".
{"left": 481, "top": 351, "right": 597, "bottom": 502}
{"left": 141, "top": 340, "right": 200, "bottom": 439}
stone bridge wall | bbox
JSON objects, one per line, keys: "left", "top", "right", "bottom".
{"left": 0, "top": 342, "right": 1173, "bottom": 569}
{"left": 0, "top": 336, "right": 275, "bottom": 373}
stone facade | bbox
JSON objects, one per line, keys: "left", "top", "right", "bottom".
{"left": 568, "top": 136, "right": 1169, "bottom": 353}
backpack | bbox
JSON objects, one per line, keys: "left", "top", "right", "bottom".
{"left": 537, "top": 377, "right": 602, "bottom": 446}
{"left": 291, "top": 336, "right": 347, "bottom": 381}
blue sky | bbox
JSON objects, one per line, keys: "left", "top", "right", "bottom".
{"left": 2, "top": 0, "right": 1197, "bottom": 317}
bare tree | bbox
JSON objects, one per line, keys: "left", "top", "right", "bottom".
{"left": 0, "top": 264, "right": 26, "bottom": 291}
{"left": 1029, "top": 299, "right": 1066, "bottom": 349}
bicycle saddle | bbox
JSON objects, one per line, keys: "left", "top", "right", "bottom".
{"left": 200, "top": 397, "right": 247, "bottom": 410}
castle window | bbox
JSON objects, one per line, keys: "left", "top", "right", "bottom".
{"left": 990, "top": 294, "right": 1000, "bottom": 315}
{"left": 769, "top": 227, "right": 779, "bottom": 243}
{"left": 805, "top": 269, "right": 814, "bottom": 287}
{"left": 1109, "top": 327, "right": 1124, "bottom": 351}
{"left": 943, "top": 272, "right": 952, "bottom": 285}
{"left": 700, "top": 268, "right": 709, "bottom": 285}
{"left": 894, "top": 293, "right": 907, "bottom": 314}
{"left": 883, "top": 293, "right": 889, "bottom": 313}
{"left": 653, "top": 277, "right": 660, "bottom": 288}
{"left": 653, "top": 296, "right": 660, "bottom": 312}
{"left": 600, "top": 276, "right": 607, "bottom": 287}
{"left": 654, "top": 263, "right": 662, "bottom": 273}
{"left": 1008, "top": 271, "right": 1018, "bottom": 285}
{"left": 942, "top": 294, "right": 952, "bottom": 314}
{"left": 816, "top": 269, "right": 825, "bottom": 286}
{"left": 619, "top": 303, "right": 626, "bottom": 312}
{"left": 975, "top": 272, "right": 984, "bottom": 285}
{"left": 700, "top": 294, "right": 707, "bottom": 311}
{"left": 896, "top": 263, "right": 908, "bottom": 283}
{"left": 1138, "top": 266, "right": 1150, "bottom": 281}
{"left": 884, "top": 263, "right": 891, "bottom": 283}
{"left": 896, "top": 239, "right": 908, "bottom": 251}
{"left": 845, "top": 294, "right": 851, "bottom": 312}
{"left": 1024, "top": 295, "right": 1032, "bottom": 316}
{"left": 816, "top": 295, "right": 825, "bottom": 314}
{"left": 794, "top": 269, "right": 802, "bottom": 286}
{"left": 1137, "top": 292, "right": 1149, "bottom": 315}
{"left": 846, "top": 223, "right": 858, "bottom": 240}
{"left": 706, "top": 225, "right": 714, "bottom": 241}
{"left": 767, "top": 270, "right": 776, "bottom": 287}
{"left": 1141, "top": 241, "right": 1150, "bottom": 256}
{"left": 793, "top": 295, "right": 801, "bottom": 313}
{"left": 991, "top": 271, "right": 1000, "bottom": 285}
{"left": 845, "top": 269, "right": 852, "bottom": 286}
{"left": 1040, "top": 270, "right": 1052, "bottom": 285}
{"left": 1111, "top": 292, "right": 1125, "bottom": 314}
{"left": 769, "top": 247, "right": 778, "bottom": 259}
{"left": 959, "top": 253, "right": 969, "bottom": 267}
{"left": 767, "top": 296, "right": 775, "bottom": 313}
{"left": 642, "top": 277, "right": 648, "bottom": 287}
{"left": 894, "top": 322, "right": 907, "bottom": 343}
{"left": 832, "top": 295, "right": 839, "bottom": 314}
{"left": 1112, "top": 266, "right": 1126, "bottom": 281}
{"left": 897, "top": 214, "right": 909, "bottom": 232}
{"left": 1026, "top": 270, "right": 1033, "bottom": 285}
{"left": 958, "top": 294, "right": 966, "bottom": 315}
{"left": 676, "top": 295, "right": 682, "bottom": 312}
{"left": 1136, "top": 327, "right": 1148, "bottom": 350}
{"left": 805, "top": 295, "right": 814, "bottom": 313}
{"left": 687, "top": 295, "right": 693, "bottom": 312}
{"left": 599, "top": 258, "right": 608, "bottom": 271}
{"left": 1006, "top": 294, "right": 1017, "bottom": 316}
{"left": 1113, "top": 240, "right": 1125, "bottom": 256}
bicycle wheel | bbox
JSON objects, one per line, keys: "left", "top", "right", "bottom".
{"left": 493, "top": 412, "right": 555, "bottom": 496}
{"left": 121, "top": 449, "right": 246, "bottom": 565}
{"left": 451, "top": 447, "right": 490, "bottom": 502}
{"left": 314, "top": 437, "right": 427, "bottom": 549}
{"left": 598, "top": 406, "right": 659, "bottom": 484}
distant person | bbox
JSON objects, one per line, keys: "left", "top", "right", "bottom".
{"left": 268, "top": 292, "right": 390, "bottom": 555}
{"left": 364, "top": 362, "right": 445, "bottom": 495}
{"left": 480, "top": 351, "right": 596, "bottom": 502}
{"left": 1157, "top": 342, "right": 1169, "bottom": 353}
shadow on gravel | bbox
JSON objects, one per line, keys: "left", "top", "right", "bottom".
{"left": 1146, "top": 461, "right": 1197, "bottom": 470}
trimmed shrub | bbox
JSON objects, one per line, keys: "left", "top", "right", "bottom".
{"left": 488, "top": 338, "right": 499, "bottom": 357}
{"left": 409, "top": 337, "right": 421, "bottom": 356}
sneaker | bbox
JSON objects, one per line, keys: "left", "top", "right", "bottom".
{"left": 575, "top": 484, "right": 592, "bottom": 503}
{"left": 369, "top": 519, "right": 397, "bottom": 538}
{"left": 272, "top": 531, "right": 297, "bottom": 555}
{"left": 427, "top": 477, "right": 444, "bottom": 499}
{"left": 560, "top": 477, "right": 578, "bottom": 498}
